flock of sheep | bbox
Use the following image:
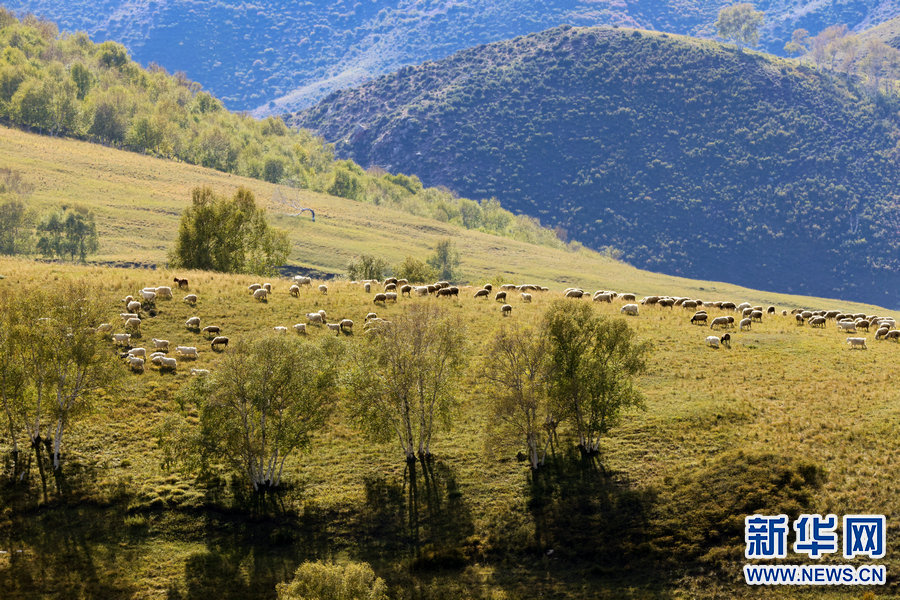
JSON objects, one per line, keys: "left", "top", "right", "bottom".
{"left": 101, "top": 274, "right": 898, "bottom": 376}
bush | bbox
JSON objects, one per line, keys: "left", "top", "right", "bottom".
{"left": 346, "top": 254, "right": 388, "bottom": 281}
{"left": 276, "top": 560, "right": 388, "bottom": 600}
{"left": 393, "top": 255, "right": 437, "bottom": 283}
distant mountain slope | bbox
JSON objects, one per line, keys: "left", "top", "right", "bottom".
{"left": 294, "top": 26, "right": 900, "bottom": 308}
{"left": 860, "top": 15, "right": 900, "bottom": 48}
{"left": 5, "top": 1, "right": 900, "bottom": 114}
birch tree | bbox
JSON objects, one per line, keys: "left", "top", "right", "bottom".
{"left": 544, "top": 301, "right": 649, "bottom": 458}
{"left": 177, "top": 336, "right": 338, "bottom": 492}
{"left": 0, "top": 289, "right": 27, "bottom": 479}
{"left": 482, "top": 324, "right": 555, "bottom": 470}
{"left": 348, "top": 304, "right": 467, "bottom": 463}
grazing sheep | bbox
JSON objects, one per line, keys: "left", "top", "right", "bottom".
{"left": 274, "top": 326, "right": 288, "bottom": 334}
{"left": 190, "top": 368, "right": 210, "bottom": 376}
{"left": 385, "top": 292, "right": 398, "bottom": 303}
{"left": 307, "top": 312, "right": 325, "bottom": 324}
{"left": 318, "top": 309, "right": 327, "bottom": 320}
{"left": 709, "top": 316, "right": 730, "bottom": 329}
{"left": 185, "top": 316, "right": 201, "bottom": 331}
{"left": 127, "top": 347, "right": 146, "bottom": 359}
{"left": 289, "top": 285, "right": 301, "bottom": 297}
{"left": 621, "top": 304, "right": 639, "bottom": 316}
{"left": 158, "top": 357, "right": 177, "bottom": 372}
{"left": 154, "top": 286, "right": 173, "bottom": 300}
{"left": 740, "top": 318, "right": 751, "bottom": 331}
{"left": 127, "top": 300, "right": 143, "bottom": 313}
{"left": 658, "top": 298, "right": 675, "bottom": 308}
{"left": 183, "top": 294, "right": 198, "bottom": 306}
{"left": 474, "top": 289, "right": 489, "bottom": 299}
{"left": 199, "top": 326, "right": 220, "bottom": 339}
{"left": 248, "top": 283, "right": 262, "bottom": 293}
{"left": 720, "top": 333, "right": 731, "bottom": 348}
{"left": 721, "top": 301, "right": 736, "bottom": 310}
{"left": 875, "top": 327, "right": 890, "bottom": 340}
{"left": 737, "top": 302, "right": 751, "bottom": 312}
{"left": 620, "top": 293, "right": 636, "bottom": 302}
{"left": 885, "top": 330, "right": 900, "bottom": 341}
{"left": 151, "top": 338, "right": 169, "bottom": 352}
{"left": 682, "top": 300, "right": 698, "bottom": 310}
{"left": 495, "top": 291, "right": 508, "bottom": 302}
{"left": 415, "top": 286, "right": 430, "bottom": 296}
{"left": 809, "top": 316, "right": 826, "bottom": 328}
{"left": 741, "top": 308, "right": 753, "bottom": 318}
{"left": 176, "top": 346, "right": 199, "bottom": 358}
{"left": 690, "top": 312, "right": 708, "bottom": 325}
{"left": 639, "top": 295, "right": 659, "bottom": 305}
{"left": 294, "top": 276, "right": 312, "bottom": 286}
{"left": 318, "top": 284, "right": 328, "bottom": 295}
{"left": 293, "top": 323, "right": 307, "bottom": 335}
{"left": 750, "top": 310, "right": 763, "bottom": 323}
{"left": 139, "top": 290, "right": 157, "bottom": 304}
{"left": 120, "top": 313, "right": 139, "bottom": 321}
{"left": 122, "top": 295, "right": 134, "bottom": 306}
{"left": 112, "top": 333, "right": 131, "bottom": 346}
{"left": 593, "top": 293, "right": 612, "bottom": 303}
{"left": 501, "top": 304, "right": 512, "bottom": 317}
{"left": 400, "top": 284, "right": 413, "bottom": 297}
{"left": 253, "top": 288, "right": 268, "bottom": 302}
{"left": 174, "top": 277, "right": 189, "bottom": 290}
{"left": 385, "top": 278, "right": 398, "bottom": 286}
{"left": 384, "top": 282, "right": 397, "bottom": 292}
{"left": 795, "top": 314, "right": 805, "bottom": 325}
{"left": 855, "top": 320, "right": 869, "bottom": 332}
{"left": 263, "top": 283, "right": 272, "bottom": 293}
{"left": 837, "top": 320, "right": 857, "bottom": 333}
{"left": 706, "top": 335, "right": 721, "bottom": 349}
{"left": 397, "top": 279, "right": 408, "bottom": 287}
{"left": 846, "top": 337, "right": 867, "bottom": 350}
{"left": 340, "top": 319, "right": 354, "bottom": 333}
{"left": 96, "top": 323, "right": 113, "bottom": 333}
{"left": 125, "top": 317, "right": 142, "bottom": 333}
{"left": 436, "top": 287, "right": 454, "bottom": 298}
{"left": 521, "top": 292, "right": 532, "bottom": 303}
{"left": 365, "top": 312, "right": 378, "bottom": 322}
{"left": 483, "top": 284, "right": 493, "bottom": 292}
{"left": 211, "top": 336, "right": 229, "bottom": 351}
{"left": 766, "top": 306, "right": 775, "bottom": 314}
{"left": 126, "top": 356, "right": 145, "bottom": 373}
{"left": 364, "top": 283, "right": 371, "bottom": 293}
{"left": 326, "top": 323, "right": 342, "bottom": 335}
{"left": 801, "top": 310, "right": 814, "bottom": 320}
{"left": 564, "top": 289, "right": 584, "bottom": 299}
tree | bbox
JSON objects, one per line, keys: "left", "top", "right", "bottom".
{"left": 276, "top": 561, "right": 388, "bottom": 600}
{"left": 482, "top": 324, "right": 555, "bottom": 470}
{"left": 784, "top": 28, "right": 811, "bottom": 56}
{"left": 0, "top": 289, "right": 27, "bottom": 480}
{"left": 348, "top": 304, "right": 467, "bottom": 463}
{"left": 543, "top": 300, "right": 650, "bottom": 458}
{"left": 426, "top": 238, "right": 461, "bottom": 282}
{"left": 715, "top": 3, "right": 765, "bottom": 49}
{"left": 393, "top": 255, "right": 437, "bottom": 283}
{"left": 346, "top": 254, "right": 388, "bottom": 281}
{"left": 329, "top": 162, "right": 364, "bottom": 201}
{"left": 36, "top": 205, "right": 99, "bottom": 262}
{"left": 175, "top": 337, "right": 338, "bottom": 492}
{"left": 170, "top": 186, "right": 290, "bottom": 275}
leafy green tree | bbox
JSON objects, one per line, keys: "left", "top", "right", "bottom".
{"left": 348, "top": 304, "right": 467, "bottom": 463}
{"left": 170, "top": 186, "right": 290, "bottom": 275}
{"left": 11, "top": 76, "right": 52, "bottom": 131}
{"left": 346, "top": 253, "right": 388, "bottom": 280}
{"left": 0, "top": 198, "right": 34, "bottom": 255}
{"left": 96, "top": 41, "right": 129, "bottom": 69}
{"left": 36, "top": 205, "right": 99, "bottom": 262}
{"left": 482, "top": 324, "right": 555, "bottom": 470}
{"left": 426, "top": 238, "right": 461, "bottom": 281}
{"left": 714, "top": 3, "right": 765, "bottom": 49}
{"left": 69, "top": 61, "right": 91, "bottom": 99}
{"left": 276, "top": 561, "right": 388, "bottom": 600}
{"left": 329, "top": 161, "right": 364, "bottom": 200}
{"left": 393, "top": 255, "right": 437, "bottom": 283}
{"left": 175, "top": 336, "right": 338, "bottom": 492}
{"left": 784, "top": 28, "right": 811, "bottom": 56}
{"left": 543, "top": 300, "right": 650, "bottom": 458}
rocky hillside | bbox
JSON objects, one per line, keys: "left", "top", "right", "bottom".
{"left": 294, "top": 26, "right": 900, "bottom": 308}
{"left": 5, "top": 0, "right": 900, "bottom": 113}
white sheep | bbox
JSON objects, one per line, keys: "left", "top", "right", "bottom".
{"left": 125, "top": 317, "right": 141, "bottom": 333}
{"left": 385, "top": 292, "right": 398, "bottom": 303}
{"left": 318, "top": 284, "right": 328, "bottom": 295}
{"left": 846, "top": 337, "right": 867, "bottom": 349}
{"left": 263, "top": 283, "right": 272, "bottom": 293}
{"left": 190, "top": 368, "right": 210, "bottom": 376}
{"left": 175, "top": 346, "right": 199, "bottom": 358}
{"left": 183, "top": 294, "right": 198, "bottom": 306}
{"left": 274, "top": 326, "right": 288, "bottom": 334}
{"left": 211, "top": 336, "right": 229, "bottom": 351}
{"left": 837, "top": 320, "right": 857, "bottom": 333}
{"left": 127, "top": 347, "right": 146, "bottom": 359}
{"left": 620, "top": 304, "right": 639, "bottom": 316}
{"left": 96, "top": 323, "right": 113, "bottom": 333}
{"left": 706, "top": 335, "right": 720, "bottom": 349}
{"left": 253, "top": 288, "right": 268, "bottom": 302}
{"left": 365, "top": 312, "right": 378, "bottom": 321}
{"left": 294, "top": 276, "right": 312, "bottom": 285}
{"left": 326, "top": 323, "right": 342, "bottom": 335}
{"left": 185, "top": 316, "right": 201, "bottom": 330}
{"left": 126, "top": 356, "right": 145, "bottom": 373}
{"left": 149, "top": 351, "right": 167, "bottom": 360}
{"left": 340, "top": 319, "right": 354, "bottom": 332}
{"left": 248, "top": 283, "right": 262, "bottom": 294}
{"left": 293, "top": 323, "right": 307, "bottom": 335}
{"left": 127, "top": 300, "right": 142, "bottom": 313}
{"left": 289, "top": 285, "right": 301, "bottom": 297}
{"left": 112, "top": 333, "right": 131, "bottom": 346}
{"left": 364, "top": 282, "right": 371, "bottom": 293}
{"left": 521, "top": 292, "right": 532, "bottom": 303}
{"left": 155, "top": 286, "right": 173, "bottom": 300}
{"left": 307, "top": 312, "right": 324, "bottom": 324}
{"left": 739, "top": 318, "right": 751, "bottom": 331}
{"left": 709, "top": 316, "right": 730, "bottom": 329}
{"left": 158, "top": 356, "right": 177, "bottom": 372}
{"left": 120, "top": 312, "right": 139, "bottom": 321}
{"left": 140, "top": 290, "right": 157, "bottom": 303}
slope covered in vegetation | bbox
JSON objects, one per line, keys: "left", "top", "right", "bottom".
{"left": 4, "top": 0, "right": 899, "bottom": 113}
{"left": 295, "top": 26, "right": 900, "bottom": 308}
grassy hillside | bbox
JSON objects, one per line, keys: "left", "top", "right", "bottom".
{"left": 294, "top": 26, "right": 900, "bottom": 309}
{"left": 1, "top": 123, "right": 891, "bottom": 315}
{"left": 5, "top": 1, "right": 899, "bottom": 114}
{"left": 0, "top": 257, "right": 897, "bottom": 599}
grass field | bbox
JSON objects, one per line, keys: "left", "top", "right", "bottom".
{"left": 1, "top": 123, "right": 893, "bottom": 316}
{"left": 0, "top": 254, "right": 898, "bottom": 599}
